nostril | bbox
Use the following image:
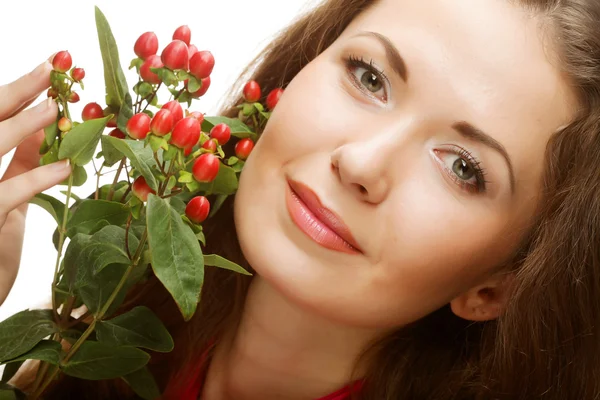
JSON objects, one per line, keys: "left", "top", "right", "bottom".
{"left": 357, "top": 185, "right": 367, "bottom": 195}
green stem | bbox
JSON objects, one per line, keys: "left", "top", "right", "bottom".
{"left": 51, "top": 170, "right": 74, "bottom": 319}
{"left": 141, "top": 83, "right": 162, "bottom": 114}
{"left": 32, "top": 229, "right": 149, "bottom": 399}
{"left": 106, "top": 158, "right": 126, "bottom": 202}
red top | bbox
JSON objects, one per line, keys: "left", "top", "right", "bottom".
{"left": 163, "top": 345, "right": 363, "bottom": 399}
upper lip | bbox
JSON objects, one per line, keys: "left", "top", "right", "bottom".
{"left": 287, "top": 178, "right": 363, "bottom": 253}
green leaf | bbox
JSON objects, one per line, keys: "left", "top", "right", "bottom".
{"left": 66, "top": 199, "right": 130, "bottom": 237}
{"left": 29, "top": 193, "right": 65, "bottom": 225}
{"left": 148, "top": 135, "right": 168, "bottom": 153}
{"left": 61, "top": 341, "right": 149, "bottom": 380}
{"left": 146, "top": 195, "right": 204, "bottom": 320}
{"left": 103, "top": 137, "right": 158, "bottom": 191}
{"left": 100, "top": 136, "right": 125, "bottom": 167}
{"left": 95, "top": 6, "right": 130, "bottom": 110}
{"left": 77, "top": 226, "right": 139, "bottom": 275}
{"left": 0, "top": 310, "right": 57, "bottom": 363}
{"left": 58, "top": 116, "right": 111, "bottom": 166}
{"left": 134, "top": 81, "right": 153, "bottom": 98}
{"left": 96, "top": 306, "right": 174, "bottom": 352}
{"left": 40, "top": 140, "right": 59, "bottom": 166}
{"left": 208, "top": 194, "right": 228, "bottom": 218}
{"left": 187, "top": 76, "right": 201, "bottom": 93}
{"left": 117, "top": 92, "right": 134, "bottom": 133}
{"left": 253, "top": 102, "right": 264, "bottom": 112}
{"left": 227, "top": 156, "right": 239, "bottom": 166}
{"left": 44, "top": 114, "right": 59, "bottom": 148}
{"left": 166, "top": 175, "right": 177, "bottom": 191}
{"left": 0, "top": 384, "right": 26, "bottom": 400}
{"left": 122, "top": 366, "right": 160, "bottom": 400}
{"left": 59, "top": 164, "right": 87, "bottom": 187}
{"left": 168, "top": 196, "right": 187, "bottom": 215}
{"left": 178, "top": 170, "right": 194, "bottom": 184}
{"left": 202, "top": 116, "right": 258, "bottom": 141}
{"left": 77, "top": 263, "right": 129, "bottom": 316}
{"left": 150, "top": 67, "right": 177, "bottom": 86}
{"left": 204, "top": 254, "right": 251, "bottom": 275}
{"left": 3, "top": 340, "right": 62, "bottom": 365}
{"left": 195, "top": 164, "right": 238, "bottom": 195}
{"left": 1, "top": 361, "right": 23, "bottom": 383}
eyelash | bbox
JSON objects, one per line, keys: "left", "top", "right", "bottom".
{"left": 434, "top": 146, "right": 489, "bottom": 194}
{"left": 344, "top": 54, "right": 390, "bottom": 102}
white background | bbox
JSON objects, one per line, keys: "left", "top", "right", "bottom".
{"left": 0, "top": 0, "right": 314, "bottom": 323}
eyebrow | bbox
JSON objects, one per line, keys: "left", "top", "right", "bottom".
{"left": 352, "top": 31, "right": 408, "bottom": 82}
{"left": 452, "top": 121, "right": 516, "bottom": 194}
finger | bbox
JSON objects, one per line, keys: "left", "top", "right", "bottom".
{"left": 0, "top": 130, "right": 45, "bottom": 182}
{"left": 0, "top": 98, "right": 57, "bottom": 156}
{"left": 0, "top": 60, "right": 53, "bottom": 121}
{"left": 0, "top": 159, "right": 71, "bottom": 213}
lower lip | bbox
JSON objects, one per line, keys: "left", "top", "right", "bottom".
{"left": 285, "top": 183, "right": 360, "bottom": 255}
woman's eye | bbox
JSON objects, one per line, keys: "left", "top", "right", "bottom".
{"left": 357, "top": 68, "right": 383, "bottom": 94}
{"left": 434, "top": 149, "right": 488, "bottom": 194}
{"left": 345, "top": 56, "right": 389, "bottom": 102}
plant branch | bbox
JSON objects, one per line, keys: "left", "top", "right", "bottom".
{"left": 51, "top": 169, "right": 74, "bottom": 320}
{"left": 106, "top": 158, "right": 126, "bottom": 201}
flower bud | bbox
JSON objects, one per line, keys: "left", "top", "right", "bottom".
{"left": 170, "top": 117, "right": 201, "bottom": 149}
{"left": 161, "top": 40, "right": 189, "bottom": 71}
{"left": 134, "top": 32, "right": 159, "bottom": 60}
{"left": 189, "top": 51, "right": 214, "bottom": 80}
{"left": 52, "top": 51, "right": 72, "bottom": 73}
{"left": 173, "top": 25, "right": 191, "bottom": 46}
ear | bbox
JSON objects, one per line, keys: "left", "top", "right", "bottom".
{"left": 449, "top": 272, "right": 515, "bottom": 322}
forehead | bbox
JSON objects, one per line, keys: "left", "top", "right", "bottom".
{"left": 340, "top": 0, "right": 576, "bottom": 192}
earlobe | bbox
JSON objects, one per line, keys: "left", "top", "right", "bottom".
{"left": 449, "top": 272, "right": 515, "bottom": 322}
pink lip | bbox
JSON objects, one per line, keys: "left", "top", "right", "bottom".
{"left": 285, "top": 179, "right": 363, "bottom": 255}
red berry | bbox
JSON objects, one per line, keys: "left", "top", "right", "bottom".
{"left": 185, "top": 196, "right": 210, "bottom": 224}
{"left": 67, "top": 92, "right": 80, "bottom": 103}
{"left": 52, "top": 51, "right": 72, "bottom": 73}
{"left": 187, "top": 111, "right": 204, "bottom": 123}
{"left": 189, "top": 76, "right": 210, "bottom": 98}
{"left": 132, "top": 176, "right": 155, "bottom": 202}
{"left": 161, "top": 101, "right": 184, "bottom": 123}
{"left": 192, "top": 153, "right": 220, "bottom": 183}
{"left": 209, "top": 123, "right": 231, "bottom": 145}
{"left": 140, "top": 55, "right": 163, "bottom": 84}
{"left": 71, "top": 67, "right": 85, "bottom": 82}
{"left": 184, "top": 145, "right": 194, "bottom": 157}
{"left": 188, "top": 44, "right": 198, "bottom": 59}
{"left": 134, "top": 32, "right": 159, "bottom": 60}
{"left": 58, "top": 117, "right": 72, "bottom": 132}
{"left": 108, "top": 128, "right": 126, "bottom": 139}
{"left": 170, "top": 117, "right": 201, "bottom": 149}
{"left": 173, "top": 25, "right": 191, "bottom": 46}
{"left": 161, "top": 40, "right": 189, "bottom": 71}
{"left": 189, "top": 51, "right": 214, "bottom": 80}
{"left": 150, "top": 109, "right": 174, "bottom": 136}
{"left": 126, "top": 113, "right": 151, "bottom": 140}
{"left": 82, "top": 102, "right": 104, "bottom": 121}
{"left": 243, "top": 80, "right": 261, "bottom": 102}
{"left": 47, "top": 88, "right": 58, "bottom": 99}
{"left": 202, "top": 138, "right": 217, "bottom": 153}
{"left": 235, "top": 138, "right": 254, "bottom": 160}
{"left": 266, "top": 88, "right": 284, "bottom": 110}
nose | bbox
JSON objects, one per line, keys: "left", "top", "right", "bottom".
{"left": 330, "top": 137, "right": 393, "bottom": 204}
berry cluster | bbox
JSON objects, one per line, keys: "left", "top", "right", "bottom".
{"left": 46, "top": 26, "right": 285, "bottom": 230}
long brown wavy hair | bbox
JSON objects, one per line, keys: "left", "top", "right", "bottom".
{"left": 14, "top": 0, "right": 600, "bottom": 398}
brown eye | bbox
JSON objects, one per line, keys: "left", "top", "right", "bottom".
{"left": 452, "top": 158, "right": 475, "bottom": 181}
{"left": 360, "top": 70, "right": 383, "bottom": 93}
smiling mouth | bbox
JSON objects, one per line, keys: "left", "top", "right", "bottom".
{"left": 285, "top": 179, "right": 363, "bottom": 255}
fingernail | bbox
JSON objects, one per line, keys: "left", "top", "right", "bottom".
{"left": 51, "top": 159, "right": 70, "bottom": 171}
{"left": 37, "top": 97, "right": 54, "bottom": 113}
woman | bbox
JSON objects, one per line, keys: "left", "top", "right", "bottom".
{"left": 2, "top": 0, "right": 600, "bottom": 398}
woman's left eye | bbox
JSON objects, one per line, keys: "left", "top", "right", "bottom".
{"left": 433, "top": 148, "right": 488, "bottom": 194}
{"left": 345, "top": 55, "right": 389, "bottom": 102}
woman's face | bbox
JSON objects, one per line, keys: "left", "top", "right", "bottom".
{"left": 234, "top": 0, "right": 576, "bottom": 328}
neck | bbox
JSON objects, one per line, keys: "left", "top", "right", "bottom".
{"left": 202, "top": 276, "right": 382, "bottom": 400}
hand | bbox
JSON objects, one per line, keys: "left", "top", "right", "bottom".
{"left": 0, "top": 59, "right": 72, "bottom": 307}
